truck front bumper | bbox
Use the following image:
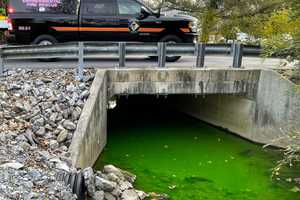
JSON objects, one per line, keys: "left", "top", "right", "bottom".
{"left": 184, "top": 33, "right": 199, "bottom": 43}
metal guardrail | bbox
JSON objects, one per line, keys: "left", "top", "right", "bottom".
{"left": 0, "top": 42, "right": 261, "bottom": 80}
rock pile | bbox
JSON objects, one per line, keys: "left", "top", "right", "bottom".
{"left": 83, "top": 165, "right": 148, "bottom": 200}
{"left": 0, "top": 69, "right": 93, "bottom": 199}
{"left": 0, "top": 69, "right": 155, "bottom": 200}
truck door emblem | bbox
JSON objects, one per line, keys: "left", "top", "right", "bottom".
{"left": 129, "top": 20, "right": 140, "bottom": 33}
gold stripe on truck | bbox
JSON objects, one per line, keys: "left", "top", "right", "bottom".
{"left": 52, "top": 26, "right": 165, "bottom": 33}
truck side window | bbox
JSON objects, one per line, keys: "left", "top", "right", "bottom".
{"left": 117, "top": 0, "right": 141, "bottom": 16}
{"left": 82, "top": 0, "right": 115, "bottom": 16}
{"left": 10, "top": 0, "right": 77, "bottom": 14}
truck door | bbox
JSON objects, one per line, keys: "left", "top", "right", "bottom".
{"left": 115, "top": 0, "right": 142, "bottom": 41}
{"left": 79, "top": 0, "right": 120, "bottom": 41}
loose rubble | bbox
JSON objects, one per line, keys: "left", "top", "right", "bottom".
{"left": 0, "top": 69, "right": 93, "bottom": 199}
{"left": 0, "top": 69, "right": 162, "bottom": 200}
{"left": 83, "top": 165, "right": 149, "bottom": 200}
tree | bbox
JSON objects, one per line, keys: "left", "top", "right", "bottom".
{"left": 260, "top": 0, "right": 300, "bottom": 60}
{"left": 151, "top": 0, "right": 284, "bottom": 42}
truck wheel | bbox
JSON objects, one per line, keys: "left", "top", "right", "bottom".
{"left": 160, "top": 35, "right": 182, "bottom": 62}
{"left": 32, "top": 35, "right": 58, "bottom": 62}
{"left": 149, "top": 35, "right": 182, "bottom": 62}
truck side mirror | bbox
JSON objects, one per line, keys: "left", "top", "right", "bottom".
{"left": 138, "top": 6, "right": 150, "bottom": 20}
{"left": 154, "top": 0, "right": 163, "bottom": 18}
{"left": 154, "top": 8, "right": 161, "bottom": 18}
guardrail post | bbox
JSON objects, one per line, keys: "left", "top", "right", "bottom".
{"left": 196, "top": 43, "right": 206, "bottom": 68}
{"left": 158, "top": 42, "right": 166, "bottom": 68}
{"left": 232, "top": 42, "right": 243, "bottom": 68}
{"left": 0, "top": 47, "right": 3, "bottom": 76}
{"left": 119, "top": 42, "right": 126, "bottom": 67}
{"left": 77, "top": 42, "right": 84, "bottom": 80}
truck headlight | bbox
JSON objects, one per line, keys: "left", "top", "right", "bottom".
{"left": 189, "top": 21, "right": 198, "bottom": 33}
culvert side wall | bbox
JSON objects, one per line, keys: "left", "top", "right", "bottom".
{"left": 69, "top": 70, "right": 108, "bottom": 168}
{"left": 174, "top": 70, "right": 300, "bottom": 147}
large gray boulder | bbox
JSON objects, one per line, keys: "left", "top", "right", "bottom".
{"left": 83, "top": 167, "right": 96, "bottom": 196}
{"left": 95, "top": 176, "right": 117, "bottom": 192}
{"left": 121, "top": 189, "right": 139, "bottom": 200}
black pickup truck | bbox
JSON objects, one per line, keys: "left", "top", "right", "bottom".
{"left": 7, "top": 0, "right": 198, "bottom": 61}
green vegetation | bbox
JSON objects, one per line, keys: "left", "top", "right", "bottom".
{"left": 261, "top": 9, "right": 300, "bottom": 58}
{"left": 0, "top": 0, "right": 7, "bottom": 15}
{"left": 150, "top": 0, "right": 282, "bottom": 43}
{"left": 269, "top": 129, "right": 300, "bottom": 192}
{"left": 0, "top": 8, "right": 5, "bottom": 16}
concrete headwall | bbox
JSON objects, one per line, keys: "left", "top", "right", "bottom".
{"left": 69, "top": 70, "right": 108, "bottom": 168}
{"left": 107, "top": 69, "right": 260, "bottom": 97}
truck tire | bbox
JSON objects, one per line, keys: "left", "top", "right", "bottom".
{"left": 149, "top": 35, "right": 182, "bottom": 62}
{"left": 160, "top": 35, "right": 182, "bottom": 62}
{"left": 32, "top": 35, "right": 58, "bottom": 62}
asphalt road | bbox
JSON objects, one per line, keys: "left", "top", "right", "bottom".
{"left": 3, "top": 55, "right": 285, "bottom": 70}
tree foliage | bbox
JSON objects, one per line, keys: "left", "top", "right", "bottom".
{"left": 261, "top": 9, "right": 300, "bottom": 58}
{"left": 259, "top": 0, "right": 300, "bottom": 60}
{"left": 288, "top": 0, "right": 300, "bottom": 60}
{"left": 151, "top": 0, "right": 283, "bottom": 42}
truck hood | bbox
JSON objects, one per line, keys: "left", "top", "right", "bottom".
{"left": 159, "top": 10, "right": 198, "bottom": 22}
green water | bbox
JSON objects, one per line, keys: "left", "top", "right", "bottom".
{"left": 95, "top": 97, "right": 299, "bottom": 200}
